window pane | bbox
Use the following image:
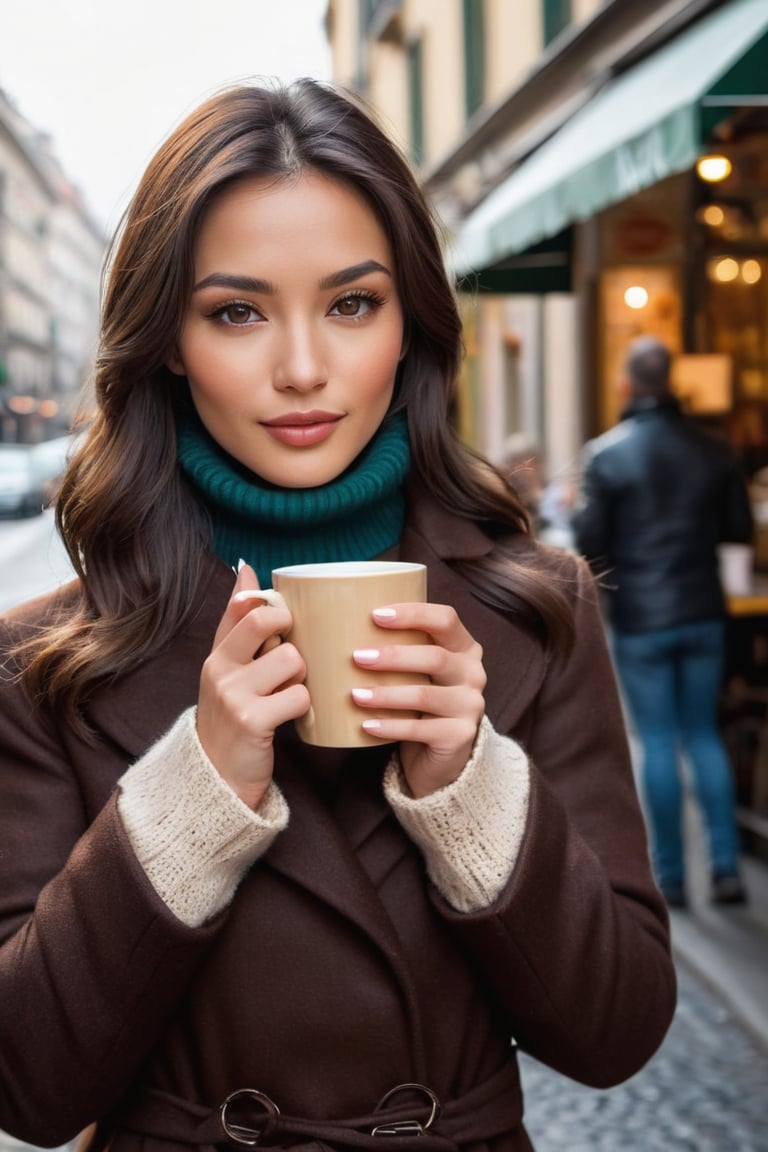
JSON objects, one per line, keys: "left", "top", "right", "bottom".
{"left": 542, "top": 0, "right": 571, "bottom": 46}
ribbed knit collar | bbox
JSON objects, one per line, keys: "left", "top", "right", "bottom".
{"left": 176, "top": 402, "right": 411, "bottom": 587}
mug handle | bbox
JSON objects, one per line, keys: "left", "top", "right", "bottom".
{"left": 235, "top": 588, "right": 288, "bottom": 610}
{"left": 234, "top": 589, "right": 290, "bottom": 653}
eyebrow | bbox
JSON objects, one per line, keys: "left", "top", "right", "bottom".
{"left": 192, "top": 260, "right": 391, "bottom": 295}
{"left": 319, "top": 260, "right": 391, "bottom": 289}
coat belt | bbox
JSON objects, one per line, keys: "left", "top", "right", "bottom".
{"left": 113, "top": 1062, "right": 523, "bottom": 1152}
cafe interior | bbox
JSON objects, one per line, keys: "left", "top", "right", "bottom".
{"left": 595, "top": 128, "right": 768, "bottom": 858}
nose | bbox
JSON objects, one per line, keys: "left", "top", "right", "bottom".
{"left": 273, "top": 320, "right": 328, "bottom": 393}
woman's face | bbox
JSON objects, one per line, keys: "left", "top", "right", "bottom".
{"left": 168, "top": 171, "right": 405, "bottom": 488}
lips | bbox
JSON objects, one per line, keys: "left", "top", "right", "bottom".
{"left": 262, "top": 411, "right": 343, "bottom": 428}
{"left": 261, "top": 411, "right": 344, "bottom": 447}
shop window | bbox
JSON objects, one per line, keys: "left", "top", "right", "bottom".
{"left": 407, "top": 38, "right": 424, "bottom": 167}
{"left": 692, "top": 145, "right": 768, "bottom": 413}
{"left": 462, "top": 0, "right": 485, "bottom": 119}
{"left": 542, "top": 0, "right": 571, "bottom": 46}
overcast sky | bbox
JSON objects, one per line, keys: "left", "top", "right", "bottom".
{"left": 0, "top": 0, "right": 332, "bottom": 233}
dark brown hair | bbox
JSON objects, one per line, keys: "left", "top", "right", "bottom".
{"left": 15, "top": 79, "right": 574, "bottom": 727}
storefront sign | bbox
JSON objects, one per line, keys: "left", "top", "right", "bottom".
{"left": 615, "top": 215, "right": 674, "bottom": 258}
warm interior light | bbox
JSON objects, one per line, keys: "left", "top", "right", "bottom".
{"left": 624, "top": 285, "right": 648, "bottom": 310}
{"left": 713, "top": 257, "right": 740, "bottom": 282}
{"left": 741, "top": 259, "right": 762, "bottom": 284}
{"left": 699, "top": 204, "right": 725, "bottom": 226}
{"left": 696, "top": 155, "right": 732, "bottom": 182}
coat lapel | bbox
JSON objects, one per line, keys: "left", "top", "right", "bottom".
{"left": 263, "top": 741, "right": 416, "bottom": 981}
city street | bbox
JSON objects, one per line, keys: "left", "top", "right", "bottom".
{"left": 1, "top": 516, "right": 767, "bottom": 1151}
{"left": 0, "top": 508, "right": 74, "bottom": 613}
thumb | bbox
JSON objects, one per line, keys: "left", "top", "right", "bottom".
{"left": 211, "top": 561, "right": 262, "bottom": 651}
{"left": 232, "top": 559, "right": 261, "bottom": 597}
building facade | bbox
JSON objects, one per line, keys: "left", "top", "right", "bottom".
{"left": 325, "top": 0, "right": 768, "bottom": 494}
{"left": 0, "top": 88, "right": 103, "bottom": 443}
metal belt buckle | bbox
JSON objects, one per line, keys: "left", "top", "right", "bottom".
{"left": 371, "top": 1082, "right": 441, "bottom": 1137}
{"left": 220, "top": 1088, "right": 280, "bottom": 1146}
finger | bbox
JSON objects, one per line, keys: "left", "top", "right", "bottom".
{"left": 200, "top": 643, "right": 308, "bottom": 732}
{"left": 353, "top": 642, "right": 486, "bottom": 690}
{"left": 212, "top": 562, "right": 262, "bottom": 649}
{"left": 240, "top": 640, "right": 307, "bottom": 696}
{"left": 371, "top": 602, "right": 481, "bottom": 656}
{"left": 351, "top": 682, "right": 484, "bottom": 724}
{"left": 358, "top": 713, "right": 480, "bottom": 753}
{"left": 212, "top": 566, "right": 294, "bottom": 664}
{"left": 216, "top": 605, "right": 294, "bottom": 666}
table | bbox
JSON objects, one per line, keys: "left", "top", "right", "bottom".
{"left": 726, "top": 576, "right": 768, "bottom": 617}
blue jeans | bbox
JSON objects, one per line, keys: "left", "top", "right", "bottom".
{"left": 612, "top": 619, "right": 741, "bottom": 888}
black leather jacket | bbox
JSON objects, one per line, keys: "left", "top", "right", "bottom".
{"left": 571, "top": 397, "right": 754, "bottom": 634}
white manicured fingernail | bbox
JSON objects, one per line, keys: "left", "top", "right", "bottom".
{"left": 362, "top": 719, "right": 383, "bottom": 732}
{"left": 372, "top": 607, "right": 397, "bottom": 619}
{"left": 237, "top": 558, "right": 247, "bottom": 572}
{"left": 353, "top": 649, "right": 380, "bottom": 663}
{"left": 352, "top": 688, "right": 374, "bottom": 701}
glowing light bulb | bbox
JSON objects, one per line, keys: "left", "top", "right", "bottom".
{"left": 741, "top": 260, "right": 762, "bottom": 284}
{"left": 714, "top": 258, "right": 739, "bottom": 283}
{"left": 700, "top": 205, "right": 725, "bottom": 226}
{"left": 624, "top": 286, "right": 648, "bottom": 310}
{"left": 696, "top": 155, "right": 732, "bottom": 183}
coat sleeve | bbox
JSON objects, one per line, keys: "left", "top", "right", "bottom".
{"left": 570, "top": 446, "right": 613, "bottom": 569}
{"left": 430, "top": 556, "right": 676, "bottom": 1089}
{"left": 0, "top": 639, "right": 222, "bottom": 1148}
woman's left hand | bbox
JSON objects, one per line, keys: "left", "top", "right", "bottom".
{"left": 352, "top": 602, "right": 487, "bottom": 798}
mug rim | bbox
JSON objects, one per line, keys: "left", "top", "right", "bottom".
{"left": 271, "top": 561, "right": 425, "bottom": 578}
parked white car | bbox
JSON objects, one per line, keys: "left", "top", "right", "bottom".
{"left": 0, "top": 437, "right": 72, "bottom": 518}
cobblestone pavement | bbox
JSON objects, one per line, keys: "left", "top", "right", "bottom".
{"left": 519, "top": 962, "right": 768, "bottom": 1152}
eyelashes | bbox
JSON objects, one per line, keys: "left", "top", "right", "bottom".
{"left": 207, "top": 301, "right": 261, "bottom": 326}
{"left": 205, "top": 289, "right": 388, "bottom": 328}
{"left": 329, "top": 289, "right": 386, "bottom": 318}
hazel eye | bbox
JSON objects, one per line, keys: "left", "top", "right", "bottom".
{"left": 335, "top": 295, "right": 365, "bottom": 317}
{"left": 330, "top": 292, "right": 383, "bottom": 319}
{"left": 214, "top": 302, "right": 260, "bottom": 326}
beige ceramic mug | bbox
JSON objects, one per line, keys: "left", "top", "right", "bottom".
{"left": 242, "top": 561, "right": 428, "bottom": 747}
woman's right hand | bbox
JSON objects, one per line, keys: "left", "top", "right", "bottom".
{"left": 196, "top": 563, "right": 310, "bottom": 810}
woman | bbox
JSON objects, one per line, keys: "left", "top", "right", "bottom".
{"left": 0, "top": 80, "right": 675, "bottom": 1152}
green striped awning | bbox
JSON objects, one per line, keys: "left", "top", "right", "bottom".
{"left": 453, "top": 0, "right": 768, "bottom": 276}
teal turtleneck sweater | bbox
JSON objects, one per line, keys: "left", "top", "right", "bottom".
{"left": 176, "top": 405, "right": 411, "bottom": 588}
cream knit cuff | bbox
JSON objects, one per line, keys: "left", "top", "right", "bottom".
{"left": 382, "top": 715, "right": 530, "bottom": 913}
{"left": 117, "top": 708, "right": 289, "bottom": 927}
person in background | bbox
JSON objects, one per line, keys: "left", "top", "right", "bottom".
{"left": 572, "top": 336, "right": 753, "bottom": 909}
{"left": 0, "top": 81, "right": 675, "bottom": 1152}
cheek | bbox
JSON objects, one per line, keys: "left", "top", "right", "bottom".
{"left": 184, "top": 336, "right": 257, "bottom": 396}
{"left": 349, "top": 328, "right": 403, "bottom": 388}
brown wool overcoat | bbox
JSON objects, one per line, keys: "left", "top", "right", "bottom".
{"left": 0, "top": 489, "right": 675, "bottom": 1152}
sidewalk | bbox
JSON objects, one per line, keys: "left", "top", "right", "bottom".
{"left": 668, "top": 790, "right": 768, "bottom": 1052}
{"left": 611, "top": 644, "right": 768, "bottom": 1053}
